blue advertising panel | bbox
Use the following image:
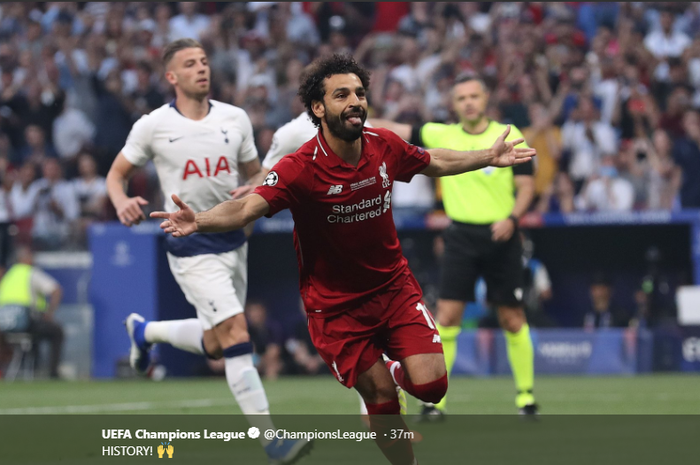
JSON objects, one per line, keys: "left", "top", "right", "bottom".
{"left": 89, "top": 223, "right": 159, "bottom": 378}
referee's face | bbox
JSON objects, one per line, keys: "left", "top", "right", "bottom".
{"left": 452, "top": 80, "right": 489, "bottom": 125}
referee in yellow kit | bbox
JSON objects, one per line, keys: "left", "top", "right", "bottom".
{"left": 370, "top": 74, "right": 537, "bottom": 419}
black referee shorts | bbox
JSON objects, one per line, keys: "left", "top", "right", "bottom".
{"left": 439, "top": 221, "right": 524, "bottom": 307}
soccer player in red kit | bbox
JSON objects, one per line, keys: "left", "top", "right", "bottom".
{"left": 152, "top": 54, "right": 535, "bottom": 465}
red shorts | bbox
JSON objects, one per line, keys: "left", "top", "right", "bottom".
{"left": 307, "top": 269, "right": 443, "bottom": 388}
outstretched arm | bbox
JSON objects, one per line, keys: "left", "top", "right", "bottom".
{"left": 367, "top": 118, "right": 412, "bottom": 141}
{"left": 421, "top": 125, "right": 536, "bottom": 177}
{"left": 151, "top": 193, "right": 270, "bottom": 237}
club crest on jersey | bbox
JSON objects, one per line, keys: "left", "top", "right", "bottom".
{"left": 263, "top": 171, "right": 279, "bottom": 187}
{"left": 379, "top": 162, "right": 390, "bottom": 188}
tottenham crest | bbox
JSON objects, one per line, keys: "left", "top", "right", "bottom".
{"left": 263, "top": 171, "right": 279, "bottom": 187}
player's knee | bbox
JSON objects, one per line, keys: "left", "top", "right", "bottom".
{"left": 412, "top": 374, "right": 448, "bottom": 404}
{"left": 361, "top": 385, "right": 399, "bottom": 405}
{"left": 498, "top": 306, "right": 525, "bottom": 333}
{"left": 436, "top": 300, "right": 464, "bottom": 327}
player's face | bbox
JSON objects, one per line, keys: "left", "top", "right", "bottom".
{"left": 316, "top": 73, "right": 367, "bottom": 142}
{"left": 166, "top": 47, "right": 210, "bottom": 99}
{"left": 452, "top": 80, "right": 489, "bottom": 125}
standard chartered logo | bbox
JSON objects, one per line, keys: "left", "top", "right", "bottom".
{"left": 328, "top": 193, "right": 392, "bottom": 224}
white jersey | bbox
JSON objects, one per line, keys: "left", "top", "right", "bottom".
{"left": 262, "top": 112, "right": 318, "bottom": 170}
{"left": 262, "top": 112, "right": 374, "bottom": 169}
{"left": 121, "top": 100, "right": 258, "bottom": 257}
{"left": 122, "top": 100, "right": 258, "bottom": 214}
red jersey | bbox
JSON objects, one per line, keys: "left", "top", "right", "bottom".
{"left": 254, "top": 127, "right": 431, "bottom": 317}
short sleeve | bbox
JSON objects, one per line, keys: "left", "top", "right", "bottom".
{"left": 31, "top": 268, "right": 59, "bottom": 296}
{"left": 253, "top": 154, "right": 312, "bottom": 216}
{"left": 262, "top": 123, "right": 296, "bottom": 169}
{"left": 121, "top": 115, "right": 154, "bottom": 167}
{"left": 236, "top": 110, "right": 258, "bottom": 164}
{"left": 378, "top": 128, "right": 431, "bottom": 183}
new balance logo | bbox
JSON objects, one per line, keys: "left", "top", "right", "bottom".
{"left": 327, "top": 185, "right": 343, "bottom": 195}
{"left": 433, "top": 334, "right": 442, "bottom": 344}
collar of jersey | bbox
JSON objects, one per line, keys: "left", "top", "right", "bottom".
{"left": 169, "top": 99, "right": 213, "bottom": 118}
{"left": 315, "top": 129, "right": 375, "bottom": 170}
{"left": 459, "top": 119, "right": 493, "bottom": 136}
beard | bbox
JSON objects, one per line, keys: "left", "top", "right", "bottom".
{"left": 324, "top": 105, "right": 366, "bottom": 142}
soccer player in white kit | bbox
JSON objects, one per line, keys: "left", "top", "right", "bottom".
{"left": 106, "top": 39, "right": 312, "bottom": 465}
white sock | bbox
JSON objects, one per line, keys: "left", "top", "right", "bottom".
{"left": 358, "top": 391, "right": 368, "bottom": 415}
{"left": 225, "top": 353, "right": 276, "bottom": 447}
{"left": 144, "top": 319, "right": 204, "bottom": 355}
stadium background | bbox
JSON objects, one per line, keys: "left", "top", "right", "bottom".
{"left": 0, "top": 2, "right": 699, "bottom": 415}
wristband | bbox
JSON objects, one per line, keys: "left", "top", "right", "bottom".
{"left": 508, "top": 214, "right": 518, "bottom": 226}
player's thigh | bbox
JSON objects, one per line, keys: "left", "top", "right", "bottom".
{"left": 384, "top": 275, "right": 444, "bottom": 373}
{"left": 166, "top": 249, "right": 246, "bottom": 331}
{"left": 307, "top": 312, "right": 383, "bottom": 389}
{"left": 355, "top": 358, "right": 399, "bottom": 405}
{"left": 482, "top": 232, "right": 524, "bottom": 307}
{"left": 439, "top": 223, "right": 485, "bottom": 302}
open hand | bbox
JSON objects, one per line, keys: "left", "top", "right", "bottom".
{"left": 150, "top": 194, "right": 197, "bottom": 237}
{"left": 490, "top": 125, "right": 536, "bottom": 167}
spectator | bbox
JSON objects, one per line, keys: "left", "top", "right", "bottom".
{"left": 562, "top": 97, "right": 618, "bottom": 191}
{"left": 646, "top": 129, "right": 681, "bottom": 210}
{"left": 575, "top": 156, "right": 635, "bottom": 212}
{"left": 583, "top": 274, "right": 629, "bottom": 330}
{"left": 169, "top": 2, "right": 211, "bottom": 41}
{"left": 52, "top": 99, "right": 96, "bottom": 168}
{"left": 10, "top": 162, "right": 40, "bottom": 244}
{"left": 644, "top": 8, "right": 691, "bottom": 82}
{"left": 92, "top": 69, "right": 134, "bottom": 174}
{"left": 536, "top": 172, "right": 576, "bottom": 214}
{"left": 31, "top": 158, "right": 80, "bottom": 250}
{"left": 17, "top": 125, "right": 57, "bottom": 166}
{"left": 615, "top": 139, "right": 650, "bottom": 209}
{"left": 0, "top": 245, "right": 64, "bottom": 378}
{"left": 523, "top": 102, "right": 562, "bottom": 197}
{"left": 73, "top": 153, "right": 107, "bottom": 245}
{"left": 671, "top": 109, "right": 700, "bottom": 208}
{"left": 129, "top": 61, "right": 165, "bottom": 117}
{"left": 658, "top": 86, "right": 692, "bottom": 139}
{"left": 245, "top": 300, "right": 285, "bottom": 380}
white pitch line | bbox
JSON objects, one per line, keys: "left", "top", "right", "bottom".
{"left": 0, "top": 398, "right": 233, "bottom": 415}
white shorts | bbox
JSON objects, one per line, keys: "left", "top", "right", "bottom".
{"left": 166, "top": 244, "right": 248, "bottom": 330}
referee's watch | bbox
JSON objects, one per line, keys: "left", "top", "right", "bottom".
{"left": 508, "top": 214, "right": 519, "bottom": 226}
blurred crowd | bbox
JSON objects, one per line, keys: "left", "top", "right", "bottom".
{"left": 1, "top": 2, "right": 700, "bottom": 259}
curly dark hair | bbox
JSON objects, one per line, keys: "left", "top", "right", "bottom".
{"left": 297, "top": 54, "right": 371, "bottom": 128}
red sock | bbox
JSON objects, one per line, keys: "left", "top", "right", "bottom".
{"left": 386, "top": 360, "right": 448, "bottom": 404}
{"left": 365, "top": 399, "right": 415, "bottom": 465}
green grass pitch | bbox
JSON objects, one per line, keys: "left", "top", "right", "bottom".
{"left": 1, "top": 374, "right": 699, "bottom": 415}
